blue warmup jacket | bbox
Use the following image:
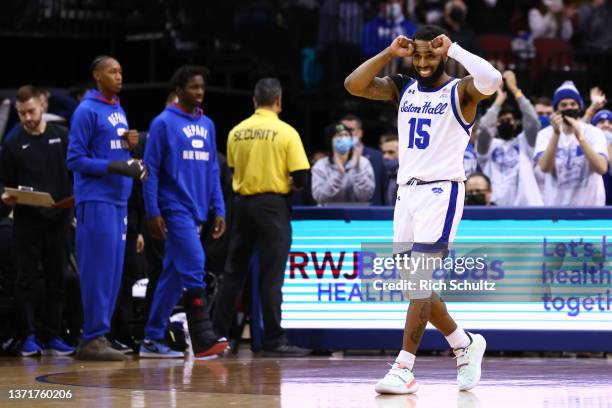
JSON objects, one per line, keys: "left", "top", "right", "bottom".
{"left": 67, "top": 89, "right": 133, "bottom": 205}
{"left": 143, "top": 105, "right": 225, "bottom": 223}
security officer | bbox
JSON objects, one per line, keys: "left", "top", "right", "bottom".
{"left": 213, "top": 78, "right": 311, "bottom": 356}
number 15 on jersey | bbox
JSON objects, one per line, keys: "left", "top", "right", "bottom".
{"left": 407, "top": 118, "right": 431, "bottom": 149}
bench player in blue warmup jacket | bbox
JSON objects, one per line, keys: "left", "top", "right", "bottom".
{"left": 141, "top": 65, "right": 228, "bottom": 359}
{"left": 67, "top": 56, "right": 146, "bottom": 361}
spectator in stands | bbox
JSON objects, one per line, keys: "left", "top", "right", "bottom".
{"left": 477, "top": 70, "right": 543, "bottom": 206}
{"left": 0, "top": 85, "right": 74, "bottom": 356}
{"left": 535, "top": 81, "right": 608, "bottom": 206}
{"left": 442, "top": 1, "right": 480, "bottom": 52}
{"left": 379, "top": 133, "right": 399, "bottom": 205}
{"left": 577, "top": 0, "right": 612, "bottom": 52}
{"left": 311, "top": 122, "right": 374, "bottom": 204}
{"left": 528, "top": 0, "right": 573, "bottom": 40}
{"left": 361, "top": 0, "right": 417, "bottom": 59}
{"left": 465, "top": 172, "right": 494, "bottom": 206}
{"left": 341, "top": 114, "right": 387, "bottom": 205}
{"left": 534, "top": 96, "right": 554, "bottom": 129}
{"left": 591, "top": 109, "right": 612, "bottom": 205}
{"left": 582, "top": 87, "right": 608, "bottom": 124}
{"left": 442, "top": 1, "right": 481, "bottom": 77}
{"left": 591, "top": 109, "right": 612, "bottom": 160}
{"left": 464, "top": 140, "right": 479, "bottom": 178}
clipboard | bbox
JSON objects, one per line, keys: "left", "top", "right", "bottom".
{"left": 3, "top": 187, "right": 73, "bottom": 208}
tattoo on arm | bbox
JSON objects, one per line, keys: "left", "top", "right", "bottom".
{"left": 409, "top": 301, "right": 431, "bottom": 344}
{"left": 364, "top": 77, "right": 397, "bottom": 102}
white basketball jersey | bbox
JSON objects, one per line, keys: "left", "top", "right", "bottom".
{"left": 396, "top": 77, "right": 472, "bottom": 184}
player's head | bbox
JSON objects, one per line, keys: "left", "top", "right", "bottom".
{"left": 170, "top": 65, "right": 209, "bottom": 109}
{"left": 410, "top": 25, "right": 449, "bottom": 88}
{"left": 254, "top": 78, "right": 282, "bottom": 113}
{"left": 465, "top": 172, "right": 492, "bottom": 206}
{"left": 340, "top": 114, "right": 363, "bottom": 140}
{"left": 325, "top": 122, "right": 354, "bottom": 157}
{"left": 379, "top": 133, "right": 399, "bottom": 161}
{"left": 592, "top": 109, "right": 612, "bottom": 134}
{"left": 90, "top": 55, "right": 122, "bottom": 96}
{"left": 496, "top": 106, "right": 520, "bottom": 140}
{"left": 552, "top": 81, "right": 583, "bottom": 120}
{"left": 15, "top": 85, "right": 44, "bottom": 133}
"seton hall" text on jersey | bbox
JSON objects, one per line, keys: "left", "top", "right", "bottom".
{"left": 400, "top": 101, "right": 448, "bottom": 115}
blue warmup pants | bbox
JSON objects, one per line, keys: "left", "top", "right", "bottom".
{"left": 145, "top": 210, "right": 205, "bottom": 341}
{"left": 76, "top": 202, "right": 127, "bottom": 342}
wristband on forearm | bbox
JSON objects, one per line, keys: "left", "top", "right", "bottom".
{"left": 447, "top": 43, "right": 502, "bottom": 95}
{"left": 108, "top": 159, "right": 147, "bottom": 180}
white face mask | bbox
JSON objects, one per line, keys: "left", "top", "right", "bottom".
{"left": 386, "top": 3, "right": 402, "bottom": 19}
{"left": 603, "top": 130, "right": 612, "bottom": 144}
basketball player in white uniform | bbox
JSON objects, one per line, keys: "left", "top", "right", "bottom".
{"left": 345, "top": 25, "right": 502, "bottom": 394}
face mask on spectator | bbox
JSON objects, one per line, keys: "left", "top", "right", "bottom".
{"left": 465, "top": 193, "right": 486, "bottom": 205}
{"left": 386, "top": 3, "right": 402, "bottom": 19}
{"left": 383, "top": 158, "right": 399, "bottom": 172}
{"left": 560, "top": 108, "right": 580, "bottom": 120}
{"left": 449, "top": 7, "right": 466, "bottom": 24}
{"left": 334, "top": 136, "right": 355, "bottom": 155}
{"left": 496, "top": 122, "right": 517, "bottom": 140}
{"left": 539, "top": 115, "right": 551, "bottom": 128}
{"left": 603, "top": 130, "right": 612, "bottom": 144}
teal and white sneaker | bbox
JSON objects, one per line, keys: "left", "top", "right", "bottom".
{"left": 139, "top": 339, "right": 184, "bottom": 359}
{"left": 454, "top": 332, "right": 486, "bottom": 391}
{"left": 374, "top": 362, "right": 419, "bottom": 394}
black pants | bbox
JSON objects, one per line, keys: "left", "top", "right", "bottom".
{"left": 144, "top": 229, "right": 165, "bottom": 319}
{"left": 14, "top": 220, "right": 68, "bottom": 340}
{"left": 213, "top": 194, "right": 291, "bottom": 349}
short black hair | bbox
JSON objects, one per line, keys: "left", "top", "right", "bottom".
{"left": 467, "top": 172, "right": 491, "bottom": 191}
{"left": 340, "top": 114, "right": 362, "bottom": 129}
{"left": 169, "top": 65, "right": 209, "bottom": 91}
{"left": 413, "top": 25, "right": 449, "bottom": 41}
{"left": 498, "top": 105, "right": 516, "bottom": 119}
{"left": 254, "top": 78, "right": 282, "bottom": 106}
{"left": 90, "top": 55, "right": 115, "bottom": 73}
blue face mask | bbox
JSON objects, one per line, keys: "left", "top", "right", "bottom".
{"left": 333, "top": 136, "right": 354, "bottom": 154}
{"left": 539, "top": 115, "right": 551, "bottom": 129}
{"left": 383, "top": 158, "right": 399, "bottom": 172}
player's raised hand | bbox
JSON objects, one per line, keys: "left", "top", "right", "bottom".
{"left": 430, "top": 34, "right": 452, "bottom": 57}
{"left": 388, "top": 35, "right": 414, "bottom": 58}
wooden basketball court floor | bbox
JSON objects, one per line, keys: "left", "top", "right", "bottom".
{"left": 2, "top": 352, "right": 611, "bottom": 408}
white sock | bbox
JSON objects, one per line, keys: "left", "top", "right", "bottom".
{"left": 445, "top": 328, "right": 471, "bottom": 349}
{"left": 396, "top": 350, "right": 416, "bottom": 370}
